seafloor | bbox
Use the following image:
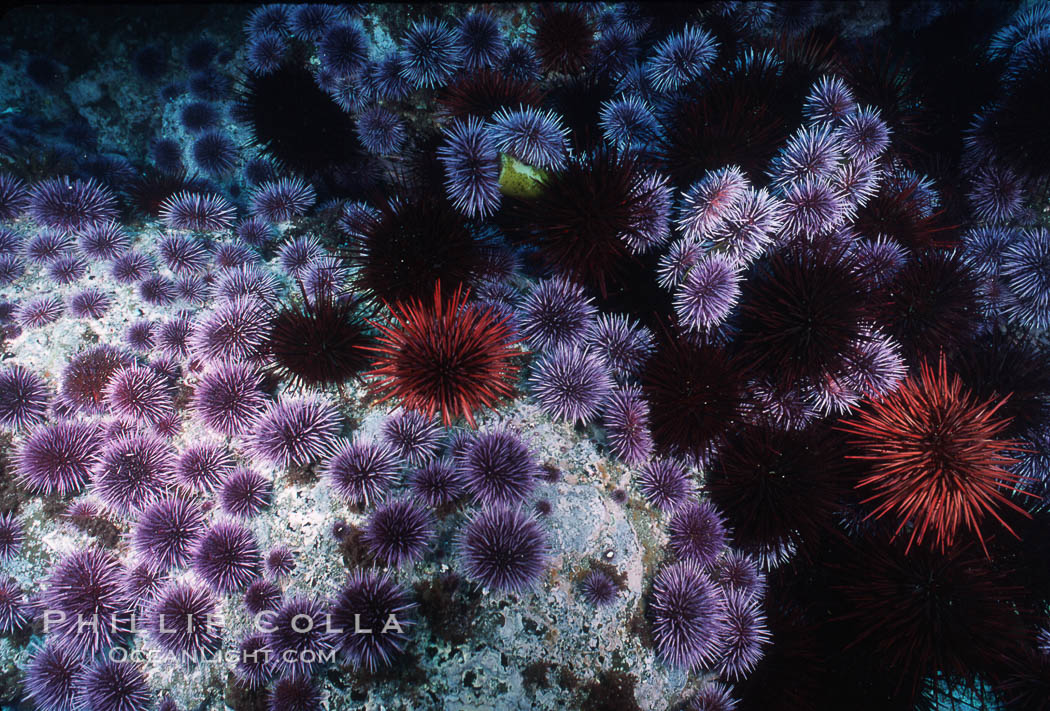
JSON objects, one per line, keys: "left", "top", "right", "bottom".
{"left": 0, "top": 2, "right": 1048, "bottom": 711}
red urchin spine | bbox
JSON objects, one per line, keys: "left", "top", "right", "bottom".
{"left": 361, "top": 281, "right": 521, "bottom": 427}
{"left": 839, "top": 355, "right": 1034, "bottom": 554}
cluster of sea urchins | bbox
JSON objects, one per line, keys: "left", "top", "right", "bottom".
{"left": 0, "top": 2, "right": 1049, "bottom": 710}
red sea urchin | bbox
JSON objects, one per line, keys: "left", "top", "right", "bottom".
{"left": 362, "top": 282, "right": 520, "bottom": 427}
{"left": 839, "top": 356, "right": 1031, "bottom": 553}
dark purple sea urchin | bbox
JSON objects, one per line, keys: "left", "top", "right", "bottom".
{"left": 458, "top": 505, "right": 548, "bottom": 592}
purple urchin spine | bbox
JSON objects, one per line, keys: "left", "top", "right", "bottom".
{"left": 490, "top": 105, "right": 569, "bottom": 170}
{"left": 777, "top": 177, "right": 849, "bottom": 239}
{"left": 458, "top": 505, "right": 548, "bottom": 592}
{"left": 645, "top": 24, "right": 718, "bottom": 92}
{"left": 249, "top": 177, "right": 317, "bottom": 223}
{"left": 667, "top": 499, "right": 730, "bottom": 566}
{"left": 520, "top": 276, "right": 598, "bottom": 352}
{"left": 17, "top": 420, "right": 101, "bottom": 495}
{"left": 0, "top": 364, "right": 49, "bottom": 430}
{"left": 436, "top": 115, "right": 501, "bottom": 218}
{"left": 27, "top": 177, "right": 118, "bottom": 232}
{"left": 192, "top": 362, "right": 268, "bottom": 436}
{"left": 380, "top": 409, "right": 443, "bottom": 467}
{"left": 689, "top": 682, "right": 738, "bottom": 711}
{"left": 235, "top": 216, "right": 276, "bottom": 247}
{"left": 707, "top": 187, "right": 784, "bottom": 265}
{"left": 132, "top": 495, "right": 206, "bottom": 571}
{"left": 145, "top": 581, "right": 223, "bottom": 660}
{"left": 125, "top": 319, "right": 155, "bottom": 351}
{"left": 362, "top": 497, "right": 435, "bottom": 567}
{"left": 121, "top": 561, "right": 166, "bottom": 609}
{"left": 530, "top": 344, "right": 614, "bottom": 425}
{"left": 458, "top": 428, "right": 539, "bottom": 507}
{"left": 769, "top": 124, "right": 844, "bottom": 187}
{"left": 192, "top": 130, "right": 239, "bottom": 177}
{"left": 247, "top": 395, "right": 342, "bottom": 468}
{"left": 159, "top": 191, "right": 236, "bottom": 232}
{"left": 193, "top": 520, "right": 262, "bottom": 593}
{"left": 323, "top": 438, "right": 402, "bottom": 507}
{"left": 329, "top": 569, "right": 416, "bottom": 671}
{"left": 1002, "top": 227, "right": 1050, "bottom": 330}
{"left": 710, "top": 549, "right": 767, "bottom": 600}
{"left": 398, "top": 17, "right": 460, "bottom": 89}
{"left": 649, "top": 560, "right": 727, "bottom": 670}
{"left": 603, "top": 384, "right": 654, "bottom": 466}
{"left": 26, "top": 230, "right": 73, "bottom": 264}
{"left": 246, "top": 30, "right": 286, "bottom": 75}
{"left": 277, "top": 235, "right": 324, "bottom": 278}
{"left": 673, "top": 253, "right": 742, "bottom": 330}
{"left": 219, "top": 466, "right": 273, "bottom": 518}
{"left": 92, "top": 433, "right": 175, "bottom": 516}
{"left": 138, "top": 274, "right": 178, "bottom": 305}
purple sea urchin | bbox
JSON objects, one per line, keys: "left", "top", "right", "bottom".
{"left": 836, "top": 105, "right": 890, "bottom": 163}
{"left": 244, "top": 577, "right": 282, "bottom": 616}
{"left": 323, "top": 438, "right": 401, "bottom": 507}
{"left": 649, "top": 561, "right": 727, "bottom": 671}
{"left": 193, "top": 520, "right": 262, "bottom": 593}
{"left": 233, "top": 633, "right": 272, "bottom": 690}
{"left": 26, "top": 230, "right": 73, "bottom": 264}
{"left": 192, "top": 130, "right": 239, "bottom": 177}
{"left": 803, "top": 75, "right": 857, "bottom": 125}
{"left": 146, "top": 581, "right": 222, "bottom": 660}
{"left": 319, "top": 21, "right": 368, "bottom": 77}
{"left": 579, "top": 569, "right": 619, "bottom": 607}
{"left": 110, "top": 250, "right": 153, "bottom": 284}
{"left": 637, "top": 458, "right": 695, "bottom": 513}
{"left": 132, "top": 496, "right": 206, "bottom": 572}
{"left": 490, "top": 106, "right": 569, "bottom": 170}
{"left": 93, "top": 434, "right": 175, "bottom": 515}
{"left": 266, "top": 595, "right": 336, "bottom": 677}
{"left": 266, "top": 546, "right": 295, "bottom": 577}
{"left": 458, "top": 505, "right": 548, "bottom": 592}
{"left": 355, "top": 105, "right": 406, "bottom": 156}
{"left": 0, "top": 513, "right": 22, "bottom": 562}
{"left": 674, "top": 254, "right": 741, "bottom": 330}
{"left": 363, "top": 498, "right": 434, "bottom": 567}
{"left": 247, "top": 395, "right": 342, "bottom": 468}
{"left": 0, "top": 364, "right": 49, "bottom": 430}
{"left": 380, "top": 409, "right": 442, "bottom": 467}
{"left": 454, "top": 11, "right": 505, "bottom": 72}
{"left": 104, "top": 365, "right": 176, "bottom": 425}
{"left": 61, "top": 345, "right": 132, "bottom": 414}
{"left": 41, "top": 547, "right": 131, "bottom": 656}
{"left": 68, "top": 287, "right": 111, "bottom": 318}
{"left": 678, "top": 166, "right": 749, "bottom": 241}
{"left": 399, "top": 18, "right": 460, "bottom": 89}
{"left": 645, "top": 25, "right": 719, "bottom": 93}
{"left": 191, "top": 296, "right": 272, "bottom": 363}
{"left": 330, "top": 570, "right": 416, "bottom": 672}
{"left": 219, "top": 467, "right": 272, "bottom": 518}
{"left": 249, "top": 177, "right": 316, "bottom": 223}
{"left": 175, "top": 441, "right": 234, "bottom": 492}
{"left": 585, "top": 313, "right": 654, "bottom": 382}
{"left": 603, "top": 385, "right": 653, "bottom": 466}
{"left": 409, "top": 458, "right": 464, "bottom": 507}
{"left": 717, "top": 587, "right": 771, "bottom": 680}
{"left": 17, "top": 420, "right": 101, "bottom": 495}
{"left": 80, "top": 658, "right": 151, "bottom": 711}
{"left": 459, "top": 429, "right": 538, "bottom": 507}
{"left": 520, "top": 276, "right": 597, "bottom": 352}
{"left": 0, "top": 172, "right": 29, "bottom": 221}
{"left": 159, "top": 191, "right": 236, "bottom": 232}
{"left": 27, "top": 177, "right": 118, "bottom": 232}
{"left": 192, "top": 362, "right": 268, "bottom": 436}
{"left": 437, "top": 116, "right": 501, "bottom": 218}
{"left": 17, "top": 294, "right": 64, "bottom": 328}
{"left": 530, "top": 344, "right": 614, "bottom": 425}
{"left": 24, "top": 642, "right": 82, "bottom": 711}
{"left": 668, "top": 500, "right": 730, "bottom": 567}
{"left": 159, "top": 233, "right": 210, "bottom": 274}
